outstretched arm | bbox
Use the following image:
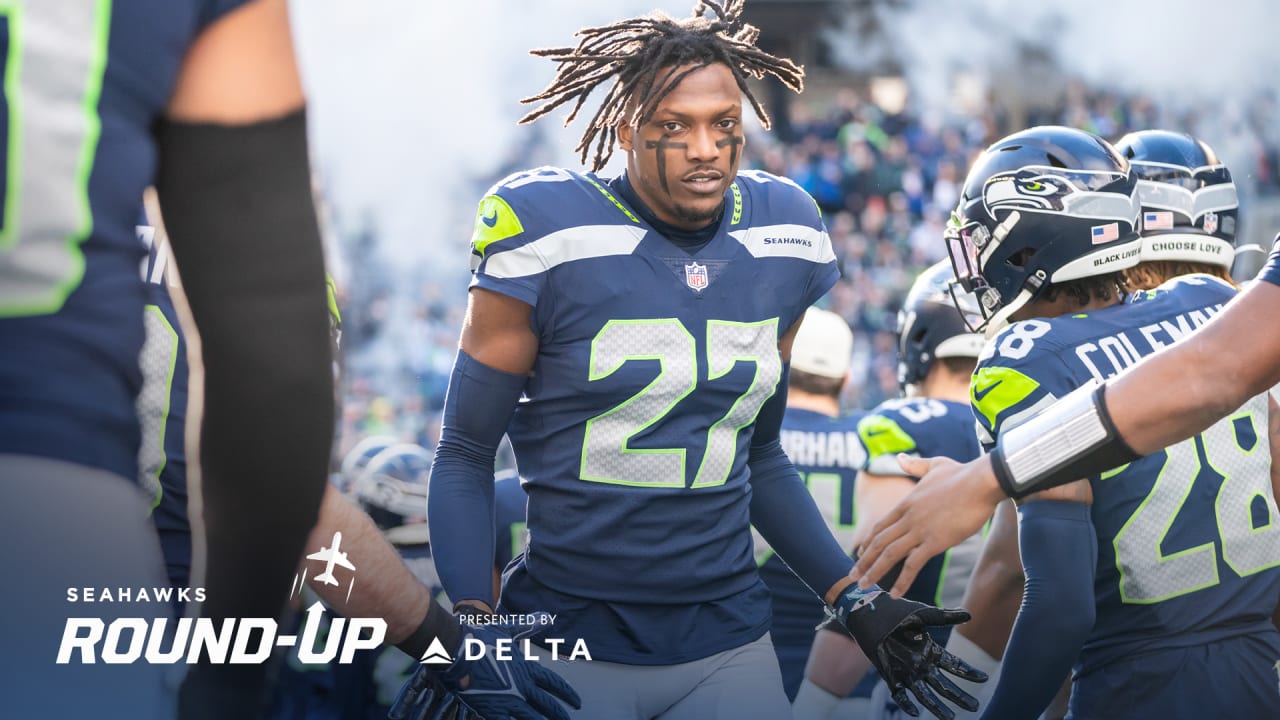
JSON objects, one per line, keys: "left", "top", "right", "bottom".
{"left": 391, "top": 288, "right": 580, "bottom": 720}
{"left": 748, "top": 318, "right": 858, "bottom": 604}
{"left": 429, "top": 288, "right": 536, "bottom": 611}
{"left": 302, "top": 485, "right": 432, "bottom": 644}
{"left": 1107, "top": 279, "right": 1280, "bottom": 454}
{"left": 750, "top": 321, "right": 984, "bottom": 719}
{"left": 160, "top": 2, "right": 332, "bottom": 716}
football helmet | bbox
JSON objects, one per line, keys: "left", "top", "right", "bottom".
{"left": 946, "top": 126, "right": 1142, "bottom": 334}
{"left": 340, "top": 435, "right": 399, "bottom": 479}
{"left": 897, "top": 260, "right": 985, "bottom": 389}
{"left": 1113, "top": 129, "right": 1238, "bottom": 268}
{"left": 354, "top": 443, "right": 432, "bottom": 545}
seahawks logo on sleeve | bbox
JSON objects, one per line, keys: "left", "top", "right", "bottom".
{"left": 470, "top": 193, "right": 525, "bottom": 270}
{"left": 857, "top": 410, "right": 919, "bottom": 476}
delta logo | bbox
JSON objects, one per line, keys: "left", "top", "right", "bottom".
{"left": 418, "top": 612, "right": 592, "bottom": 667}
{"left": 56, "top": 532, "right": 387, "bottom": 666}
{"left": 416, "top": 634, "right": 593, "bottom": 667}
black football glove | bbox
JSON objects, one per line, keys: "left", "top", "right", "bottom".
{"left": 831, "top": 586, "right": 987, "bottom": 720}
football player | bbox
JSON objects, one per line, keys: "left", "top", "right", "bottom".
{"left": 417, "top": 3, "right": 984, "bottom": 719}
{"left": 0, "top": 2, "right": 334, "bottom": 717}
{"left": 798, "top": 262, "right": 986, "bottom": 720}
{"left": 849, "top": 134, "right": 1280, "bottom": 594}
{"left": 754, "top": 307, "right": 867, "bottom": 703}
{"left": 938, "top": 126, "right": 1279, "bottom": 719}
{"left": 938, "top": 129, "right": 1254, "bottom": 720}
{"left": 871, "top": 130, "right": 1258, "bottom": 720}
{"left": 1116, "top": 129, "right": 1242, "bottom": 290}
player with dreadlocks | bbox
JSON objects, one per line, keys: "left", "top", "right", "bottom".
{"left": 384, "top": 3, "right": 986, "bottom": 720}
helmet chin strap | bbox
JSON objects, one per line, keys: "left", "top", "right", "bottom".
{"left": 982, "top": 288, "right": 1035, "bottom": 339}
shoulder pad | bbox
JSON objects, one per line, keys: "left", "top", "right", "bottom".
{"left": 969, "top": 324, "right": 1080, "bottom": 443}
{"left": 857, "top": 411, "right": 918, "bottom": 474}
{"left": 470, "top": 167, "right": 638, "bottom": 264}
{"left": 735, "top": 169, "right": 823, "bottom": 219}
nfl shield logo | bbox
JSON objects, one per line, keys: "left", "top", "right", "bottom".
{"left": 685, "top": 262, "right": 708, "bottom": 291}
{"left": 1203, "top": 211, "right": 1219, "bottom": 234}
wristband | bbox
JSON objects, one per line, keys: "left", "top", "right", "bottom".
{"left": 827, "top": 584, "right": 886, "bottom": 627}
{"left": 991, "top": 381, "right": 1139, "bottom": 498}
{"left": 395, "top": 597, "right": 464, "bottom": 661}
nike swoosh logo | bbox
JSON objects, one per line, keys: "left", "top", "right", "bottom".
{"left": 863, "top": 429, "right": 888, "bottom": 437}
{"left": 973, "top": 380, "right": 1002, "bottom": 402}
{"left": 481, "top": 209, "right": 499, "bottom": 228}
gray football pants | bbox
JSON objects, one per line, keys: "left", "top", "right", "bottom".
{"left": 0, "top": 454, "right": 176, "bottom": 719}
{"left": 532, "top": 632, "right": 794, "bottom": 720}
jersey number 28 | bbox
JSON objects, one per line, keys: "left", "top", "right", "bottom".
{"left": 1114, "top": 397, "right": 1280, "bottom": 603}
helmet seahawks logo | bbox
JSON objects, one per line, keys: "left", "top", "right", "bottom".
{"left": 983, "top": 170, "right": 1074, "bottom": 215}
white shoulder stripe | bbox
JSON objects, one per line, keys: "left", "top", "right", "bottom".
{"left": 999, "top": 392, "right": 1060, "bottom": 434}
{"left": 728, "top": 224, "right": 836, "bottom": 263}
{"left": 483, "top": 224, "right": 646, "bottom": 278}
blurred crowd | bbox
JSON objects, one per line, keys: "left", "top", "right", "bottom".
{"left": 331, "top": 77, "right": 1280, "bottom": 460}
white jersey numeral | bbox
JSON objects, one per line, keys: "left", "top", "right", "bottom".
{"left": 1114, "top": 395, "right": 1280, "bottom": 603}
{"left": 580, "top": 318, "right": 781, "bottom": 488}
{"left": 0, "top": 0, "right": 111, "bottom": 316}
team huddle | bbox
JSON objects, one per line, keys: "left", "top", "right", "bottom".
{"left": 4, "top": 1, "right": 1280, "bottom": 720}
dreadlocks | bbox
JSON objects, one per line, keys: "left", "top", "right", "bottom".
{"left": 519, "top": 0, "right": 804, "bottom": 172}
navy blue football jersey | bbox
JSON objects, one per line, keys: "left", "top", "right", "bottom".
{"left": 972, "top": 275, "right": 1280, "bottom": 682}
{"left": 756, "top": 406, "right": 865, "bottom": 699}
{"left": 857, "top": 398, "right": 984, "bottom": 610}
{"left": 0, "top": 0, "right": 249, "bottom": 481}
{"left": 475, "top": 166, "right": 840, "bottom": 663}
{"left": 1260, "top": 238, "right": 1280, "bottom": 287}
{"left": 136, "top": 219, "right": 194, "bottom": 592}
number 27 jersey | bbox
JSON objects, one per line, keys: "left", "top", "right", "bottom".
{"left": 470, "top": 168, "right": 838, "bottom": 622}
{"left": 972, "top": 276, "right": 1280, "bottom": 677}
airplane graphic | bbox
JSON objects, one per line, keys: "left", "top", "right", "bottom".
{"left": 307, "top": 531, "right": 356, "bottom": 586}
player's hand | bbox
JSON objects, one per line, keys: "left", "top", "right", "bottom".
{"left": 853, "top": 454, "right": 1005, "bottom": 596}
{"left": 392, "top": 613, "right": 581, "bottom": 720}
{"left": 831, "top": 587, "right": 987, "bottom": 720}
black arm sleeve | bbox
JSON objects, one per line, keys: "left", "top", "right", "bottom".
{"left": 155, "top": 109, "right": 332, "bottom": 624}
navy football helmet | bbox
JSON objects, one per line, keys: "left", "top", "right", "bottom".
{"left": 897, "top": 260, "right": 985, "bottom": 389}
{"left": 1113, "top": 130, "right": 1239, "bottom": 268}
{"left": 946, "top": 126, "right": 1142, "bottom": 334}
{"left": 354, "top": 443, "right": 432, "bottom": 545}
{"left": 340, "top": 435, "right": 398, "bottom": 478}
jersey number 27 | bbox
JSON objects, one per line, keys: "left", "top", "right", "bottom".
{"left": 580, "top": 317, "right": 781, "bottom": 488}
